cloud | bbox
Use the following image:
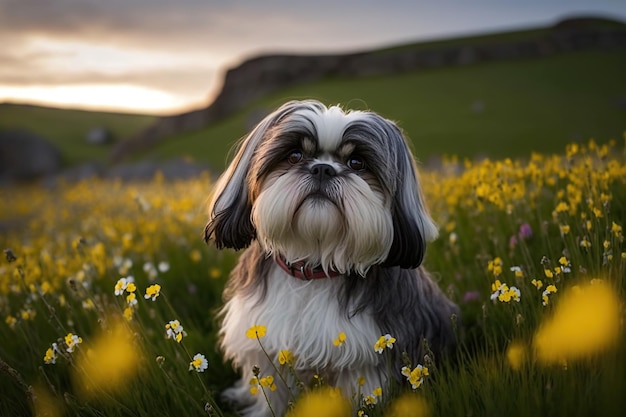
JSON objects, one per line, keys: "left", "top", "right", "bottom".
{"left": 1, "top": 0, "right": 624, "bottom": 112}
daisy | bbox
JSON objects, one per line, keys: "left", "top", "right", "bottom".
{"left": 189, "top": 353, "right": 208, "bottom": 372}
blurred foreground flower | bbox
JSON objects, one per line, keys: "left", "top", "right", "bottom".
{"left": 72, "top": 320, "right": 141, "bottom": 399}
{"left": 533, "top": 282, "right": 620, "bottom": 364}
{"left": 506, "top": 341, "right": 526, "bottom": 371}
{"left": 32, "top": 384, "right": 64, "bottom": 417}
{"left": 385, "top": 393, "right": 429, "bottom": 417}
{"left": 286, "top": 387, "right": 352, "bottom": 417}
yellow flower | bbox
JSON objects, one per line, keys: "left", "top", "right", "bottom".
{"left": 278, "top": 350, "right": 294, "bottom": 365}
{"left": 544, "top": 269, "right": 554, "bottom": 279}
{"left": 5, "top": 315, "right": 17, "bottom": 329}
{"left": 374, "top": 334, "right": 396, "bottom": 353}
{"left": 249, "top": 377, "right": 259, "bottom": 395}
{"left": 286, "top": 387, "right": 351, "bottom": 417}
{"left": 144, "top": 284, "right": 161, "bottom": 301}
{"left": 401, "top": 365, "right": 429, "bottom": 389}
{"left": 260, "top": 375, "right": 277, "bottom": 391}
{"left": 333, "top": 332, "right": 347, "bottom": 347}
{"left": 534, "top": 282, "right": 620, "bottom": 364}
{"left": 593, "top": 207, "right": 603, "bottom": 218}
{"left": 190, "top": 249, "right": 202, "bottom": 263}
{"left": 506, "top": 341, "right": 526, "bottom": 371}
{"left": 555, "top": 201, "right": 569, "bottom": 213}
{"left": 72, "top": 321, "right": 141, "bottom": 400}
{"left": 209, "top": 267, "right": 222, "bottom": 279}
{"left": 559, "top": 224, "right": 570, "bottom": 236}
{"left": 611, "top": 222, "right": 623, "bottom": 237}
{"left": 123, "top": 307, "right": 134, "bottom": 322}
{"left": 114, "top": 276, "right": 135, "bottom": 296}
{"left": 531, "top": 279, "right": 543, "bottom": 290}
{"left": 487, "top": 257, "right": 503, "bottom": 277}
{"left": 44, "top": 344, "right": 59, "bottom": 365}
{"left": 64, "top": 333, "right": 83, "bottom": 353}
{"left": 385, "top": 394, "right": 430, "bottom": 417}
{"left": 126, "top": 292, "right": 137, "bottom": 306}
{"left": 246, "top": 325, "right": 267, "bottom": 339}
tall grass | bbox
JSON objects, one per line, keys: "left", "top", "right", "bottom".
{"left": 0, "top": 139, "right": 624, "bottom": 416}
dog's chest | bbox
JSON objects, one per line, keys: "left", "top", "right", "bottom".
{"left": 223, "top": 267, "right": 381, "bottom": 370}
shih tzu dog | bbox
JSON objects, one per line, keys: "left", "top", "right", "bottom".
{"left": 204, "top": 100, "right": 458, "bottom": 417}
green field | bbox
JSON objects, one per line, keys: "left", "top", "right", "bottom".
{"left": 0, "top": 104, "right": 156, "bottom": 166}
{"left": 148, "top": 49, "right": 626, "bottom": 171}
{"left": 0, "top": 139, "right": 624, "bottom": 416}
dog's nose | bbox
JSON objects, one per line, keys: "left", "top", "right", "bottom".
{"left": 310, "top": 163, "right": 336, "bottom": 183}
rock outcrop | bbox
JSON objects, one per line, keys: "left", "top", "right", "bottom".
{"left": 0, "top": 129, "right": 62, "bottom": 183}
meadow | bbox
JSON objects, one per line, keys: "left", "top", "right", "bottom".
{"left": 0, "top": 137, "right": 624, "bottom": 416}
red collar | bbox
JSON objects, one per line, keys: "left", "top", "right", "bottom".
{"left": 275, "top": 256, "right": 344, "bottom": 280}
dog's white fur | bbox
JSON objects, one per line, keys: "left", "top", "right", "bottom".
{"left": 205, "top": 100, "right": 458, "bottom": 417}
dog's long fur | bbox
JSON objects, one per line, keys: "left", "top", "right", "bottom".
{"left": 205, "top": 100, "right": 458, "bottom": 417}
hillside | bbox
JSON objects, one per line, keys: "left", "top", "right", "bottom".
{"left": 144, "top": 49, "right": 626, "bottom": 170}
{"left": 0, "top": 103, "right": 156, "bottom": 166}
{"left": 2, "top": 16, "right": 625, "bottom": 174}
{"left": 118, "top": 16, "right": 626, "bottom": 169}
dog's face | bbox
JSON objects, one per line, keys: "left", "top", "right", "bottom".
{"left": 205, "top": 100, "right": 437, "bottom": 275}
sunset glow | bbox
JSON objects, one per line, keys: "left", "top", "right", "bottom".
{"left": 1, "top": 1, "right": 624, "bottom": 114}
{"left": 0, "top": 84, "right": 191, "bottom": 115}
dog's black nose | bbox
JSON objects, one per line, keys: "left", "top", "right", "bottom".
{"left": 310, "top": 163, "right": 336, "bottom": 183}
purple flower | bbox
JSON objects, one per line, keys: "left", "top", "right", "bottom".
{"left": 518, "top": 223, "right": 533, "bottom": 240}
{"left": 463, "top": 290, "right": 481, "bottom": 303}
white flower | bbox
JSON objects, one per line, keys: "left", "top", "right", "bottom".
{"left": 158, "top": 261, "right": 170, "bottom": 273}
{"left": 189, "top": 353, "right": 209, "bottom": 372}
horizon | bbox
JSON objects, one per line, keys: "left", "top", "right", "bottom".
{"left": 1, "top": 0, "right": 625, "bottom": 116}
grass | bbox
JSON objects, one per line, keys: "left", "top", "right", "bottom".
{"left": 147, "top": 49, "right": 626, "bottom": 171}
{"left": 0, "top": 103, "right": 156, "bottom": 166}
{"left": 0, "top": 138, "right": 624, "bottom": 416}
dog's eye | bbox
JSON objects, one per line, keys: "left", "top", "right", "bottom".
{"left": 347, "top": 156, "right": 365, "bottom": 171}
{"left": 287, "top": 150, "right": 303, "bottom": 164}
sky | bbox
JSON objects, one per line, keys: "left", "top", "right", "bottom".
{"left": 1, "top": 0, "right": 625, "bottom": 115}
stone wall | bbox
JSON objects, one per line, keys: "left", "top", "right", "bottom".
{"left": 109, "top": 17, "right": 626, "bottom": 164}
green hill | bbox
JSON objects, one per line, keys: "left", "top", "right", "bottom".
{"left": 3, "top": 17, "right": 625, "bottom": 171}
{"left": 146, "top": 49, "right": 626, "bottom": 170}
{"left": 0, "top": 103, "right": 156, "bottom": 166}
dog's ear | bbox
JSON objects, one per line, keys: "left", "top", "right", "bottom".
{"left": 380, "top": 123, "right": 438, "bottom": 269}
{"left": 204, "top": 101, "right": 306, "bottom": 250}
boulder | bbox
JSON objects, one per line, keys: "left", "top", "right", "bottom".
{"left": 0, "top": 129, "right": 62, "bottom": 182}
